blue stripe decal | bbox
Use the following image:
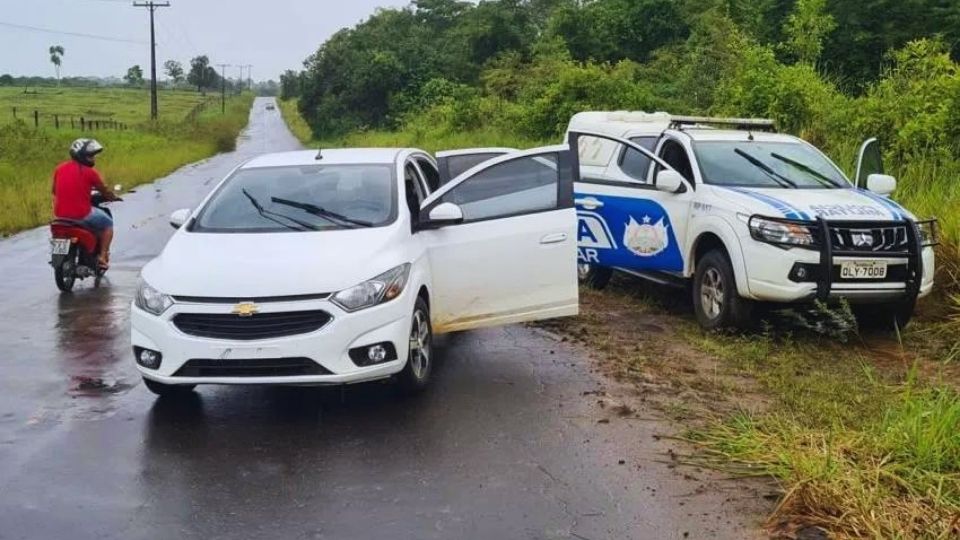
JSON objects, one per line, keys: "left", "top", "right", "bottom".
{"left": 856, "top": 188, "right": 903, "bottom": 219}
{"left": 727, "top": 187, "right": 811, "bottom": 220}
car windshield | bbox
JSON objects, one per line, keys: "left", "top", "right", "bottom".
{"left": 694, "top": 141, "right": 849, "bottom": 189}
{"left": 193, "top": 164, "right": 396, "bottom": 232}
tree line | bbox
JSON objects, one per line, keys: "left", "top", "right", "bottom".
{"left": 283, "top": 0, "right": 960, "bottom": 139}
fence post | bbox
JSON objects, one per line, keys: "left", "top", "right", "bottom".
{"left": 34, "top": 110, "right": 39, "bottom": 128}
{"left": 55, "top": 115, "right": 59, "bottom": 129}
{"left": 70, "top": 117, "right": 75, "bottom": 129}
{"left": 80, "top": 117, "right": 85, "bottom": 131}
{"left": 11, "top": 107, "right": 15, "bottom": 120}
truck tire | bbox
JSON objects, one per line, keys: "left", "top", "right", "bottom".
{"left": 693, "top": 249, "right": 753, "bottom": 331}
{"left": 578, "top": 263, "right": 612, "bottom": 290}
{"left": 854, "top": 300, "right": 915, "bottom": 333}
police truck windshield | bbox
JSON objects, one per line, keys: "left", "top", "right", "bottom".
{"left": 694, "top": 141, "right": 849, "bottom": 189}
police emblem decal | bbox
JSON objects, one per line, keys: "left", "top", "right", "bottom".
{"left": 623, "top": 215, "right": 670, "bottom": 257}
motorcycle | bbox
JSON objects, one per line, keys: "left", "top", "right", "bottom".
{"left": 49, "top": 186, "right": 122, "bottom": 292}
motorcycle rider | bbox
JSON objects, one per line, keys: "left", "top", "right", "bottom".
{"left": 52, "top": 139, "right": 120, "bottom": 269}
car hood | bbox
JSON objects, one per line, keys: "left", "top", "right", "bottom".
{"left": 142, "top": 227, "right": 408, "bottom": 297}
{"left": 709, "top": 186, "right": 916, "bottom": 221}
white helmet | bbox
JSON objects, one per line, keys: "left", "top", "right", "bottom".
{"left": 69, "top": 138, "right": 104, "bottom": 166}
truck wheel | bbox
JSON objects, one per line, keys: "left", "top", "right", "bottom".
{"left": 693, "top": 250, "right": 753, "bottom": 331}
{"left": 854, "top": 300, "right": 915, "bottom": 333}
{"left": 578, "top": 263, "right": 612, "bottom": 290}
{"left": 142, "top": 377, "right": 195, "bottom": 397}
{"left": 397, "top": 297, "right": 433, "bottom": 393}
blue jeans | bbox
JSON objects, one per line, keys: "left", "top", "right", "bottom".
{"left": 80, "top": 208, "right": 113, "bottom": 232}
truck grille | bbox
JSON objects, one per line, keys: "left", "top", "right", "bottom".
{"left": 828, "top": 224, "right": 910, "bottom": 253}
{"left": 173, "top": 310, "right": 332, "bottom": 340}
{"left": 172, "top": 357, "right": 332, "bottom": 377}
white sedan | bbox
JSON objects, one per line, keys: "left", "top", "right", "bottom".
{"left": 131, "top": 147, "right": 579, "bottom": 396}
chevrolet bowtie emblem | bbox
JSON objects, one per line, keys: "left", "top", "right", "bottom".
{"left": 231, "top": 302, "right": 259, "bottom": 317}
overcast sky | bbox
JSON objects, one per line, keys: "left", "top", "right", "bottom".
{"left": 0, "top": 0, "right": 411, "bottom": 80}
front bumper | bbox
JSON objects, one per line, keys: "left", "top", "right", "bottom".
{"left": 131, "top": 292, "right": 413, "bottom": 386}
{"left": 740, "top": 218, "right": 935, "bottom": 304}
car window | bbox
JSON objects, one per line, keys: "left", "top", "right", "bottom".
{"left": 193, "top": 164, "right": 396, "bottom": 232}
{"left": 415, "top": 158, "right": 441, "bottom": 192}
{"left": 444, "top": 153, "right": 509, "bottom": 183}
{"left": 658, "top": 139, "right": 694, "bottom": 182}
{"left": 619, "top": 136, "right": 659, "bottom": 182}
{"left": 440, "top": 154, "right": 559, "bottom": 221}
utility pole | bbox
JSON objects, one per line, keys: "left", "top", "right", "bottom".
{"left": 216, "top": 63, "right": 230, "bottom": 113}
{"left": 243, "top": 64, "right": 253, "bottom": 92}
{"left": 236, "top": 65, "right": 243, "bottom": 95}
{"left": 132, "top": 1, "right": 170, "bottom": 121}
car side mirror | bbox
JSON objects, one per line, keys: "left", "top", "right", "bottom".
{"left": 655, "top": 170, "right": 684, "bottom": 193}
{"left": 866, "top": 174, "right": 896, "bottom": 196}
{"left": 169, "top": 208, "right": 191, "bottom": 229}
{"left": 423, "top": 202, "right": 464, "bottom": 228}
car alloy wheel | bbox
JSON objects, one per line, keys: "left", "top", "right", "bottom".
{"left": 408, "top": 308, "right": 431, "bottom": 381}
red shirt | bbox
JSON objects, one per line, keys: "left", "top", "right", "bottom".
{"left": 52, "top": 161, "right": 105, "bottom": 219}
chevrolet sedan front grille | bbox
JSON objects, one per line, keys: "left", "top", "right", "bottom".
{"left": 173, "top": 310, "right": 332, "bottom": 340}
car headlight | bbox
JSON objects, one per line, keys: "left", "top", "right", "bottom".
{"left": 331, "top": 263, "right": 411, "bottom": 312}
{"left": 916, "top": 220, "right": 939, "bottom": 247}
{"left": 748, "top": 216, "right": 815, "bottom": 247}
{"left": 135, "top": 280, "right": 174, "bottom": 316}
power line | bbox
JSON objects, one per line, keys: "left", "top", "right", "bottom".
{"left": 0, "top": 20, "right": 145, "bottom": 44}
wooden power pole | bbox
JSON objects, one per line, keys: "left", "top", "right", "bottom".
{"left": 132, "top": 1, "right": 170, "bottom": 121}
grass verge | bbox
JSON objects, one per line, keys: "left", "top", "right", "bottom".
{"left": 0, "top": 92, "right": 253, "bottom": 235}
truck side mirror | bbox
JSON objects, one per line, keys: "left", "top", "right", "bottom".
{"left": 655, "top": 170, "right": 684, "bottom": 194}
{"left": 866, "top": 174, "right": 896, "bottom": 196}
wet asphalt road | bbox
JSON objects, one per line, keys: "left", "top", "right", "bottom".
{"left": 0, "top": 98, "right": 762, "bottom": 539}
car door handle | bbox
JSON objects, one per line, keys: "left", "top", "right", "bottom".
{"left": 540, "top": 233, "right": 568, "bottom": 245}
{"left": 575, "top": 197, "right": 603, "bottom": 210}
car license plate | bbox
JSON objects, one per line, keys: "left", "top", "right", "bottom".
{"left": 50, "top": 239, "right": 72, "bottom": 255}
{"left": 840, "top": 260, "right": 887, "bottom": 280}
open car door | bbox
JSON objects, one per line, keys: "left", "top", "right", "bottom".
{"left": 419, "top": 145, "right": 578, "bottom": 333}
{"left": 435, "top": 148, "right": 518, "bottom": 186}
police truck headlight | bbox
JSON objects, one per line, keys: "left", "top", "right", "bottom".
{"left": 917, "top": 220, "right": 939, "bottom": 247}
{"left": 135, "top": 280, "right": 174, "bottom": 316}
{"left": 748, "top": 216, "right": 814, "bottom": 247}
{"left": 332, "top": 264, "right": 411, "bottom": 312}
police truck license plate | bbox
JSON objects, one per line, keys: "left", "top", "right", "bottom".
{"left": 840, "top": 261, "right": 887, "bottom": 279}
{"left": 50, "top": 239, "right": 71, "bottom": 255}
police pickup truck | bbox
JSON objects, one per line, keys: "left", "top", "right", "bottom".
{"left": 564, "top": 111, "right": 938, "bottom": 331}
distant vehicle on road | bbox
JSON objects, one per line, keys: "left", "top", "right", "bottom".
{"left": 566, "top": 111, "right": 938, "bottom": 331}
{"left": 132, "top": 147, "right": 579, "bottom": 397}
{"left": 265, "top": 103, "right": 275, "bottom": 110}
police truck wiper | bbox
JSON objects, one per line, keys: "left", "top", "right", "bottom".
{"left": 270, "top": 197, "right": 374, "bottom": 228}
{"left": 769, "top": 153, "right": 843, "bottom": 188}
{"left": 242, "top": 189, "right": 316, "bottom": 231}
{"left": 734, "top": 148, "right": 797, "bottom": 188}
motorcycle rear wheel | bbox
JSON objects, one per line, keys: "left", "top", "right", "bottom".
{"left": 54, "top": 256, "right": 77, "bottom": 292}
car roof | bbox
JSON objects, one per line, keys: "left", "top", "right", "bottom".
{"left": 240, "top": 148, "right": 409, "bottom": 169}
{"left": 677, "top": 129, "right": 800, "bottom": 143}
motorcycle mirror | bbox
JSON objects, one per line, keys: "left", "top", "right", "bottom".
{"left": 113, "top": 184, "right": 123, "bottom": 192}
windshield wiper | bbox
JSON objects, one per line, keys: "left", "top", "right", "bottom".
{"left": 241, "top": 189, "right": 316, "bottom": 231}
{"left": 769, "top": 153, "right": 843, "bottom": 188}
{"left": 270, "top": 196, "right": 374, "bottom": 228}
{"left": 734, "top": 148, "right": 797, "bottom": 188}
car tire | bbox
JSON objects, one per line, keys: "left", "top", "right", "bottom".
{"left": 142, "top": 377, "right": 195, "bottom": 397}
{"left": 854, "top": 299, "right": 915, "bottom": 333}
{"left": 397, "top": 297, "right": 433, "bottom": 393}
{"left": 693, "top": 249, "right": 753, "bottom": 331}
{"left": 578, "top": 263, "right": 612, "bottom": 290}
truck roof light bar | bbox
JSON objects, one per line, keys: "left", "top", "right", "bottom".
{"left": 668, "top": 116, "right": 776, "bottom": 132}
